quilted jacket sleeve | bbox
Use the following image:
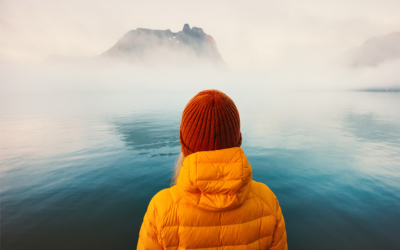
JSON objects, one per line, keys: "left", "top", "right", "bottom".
{"left": 270, "top": 196, "right": 288, "bottom": 250}
{"left": 137, "top": 197, "right": 163, "bottom": 250}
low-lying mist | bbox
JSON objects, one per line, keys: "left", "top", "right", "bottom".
{"left": 1, "top": 56, "right": 399, "bottom": 96}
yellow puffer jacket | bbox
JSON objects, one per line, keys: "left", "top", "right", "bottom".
{"left": 137, "top": 147, "right": 288, "bottom": 250}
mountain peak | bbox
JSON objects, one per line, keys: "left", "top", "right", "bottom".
{"left": 347, "top": 32, "right": 400, "bottom": 67}
{"left": 101, "top": 24, "right": 224, "bottom": 65}
{"left": 183, "top": 23, "right": 191, "bottom": 32}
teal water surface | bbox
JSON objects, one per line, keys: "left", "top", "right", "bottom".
{"left": 1, "top": 91, "right": 400, "bottom": 250}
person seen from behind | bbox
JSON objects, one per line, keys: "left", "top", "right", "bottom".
{"left": 137, "top": 89, "right": 288, "bottom": 250}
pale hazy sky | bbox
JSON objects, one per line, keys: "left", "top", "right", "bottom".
{"left": 1, "top": 0, "right": 400, "bottom": 70}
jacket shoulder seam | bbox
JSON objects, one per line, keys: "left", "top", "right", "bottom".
{"left": 159, "top": 188, "right": 184, "bottom": 222}
{"left": 250, "top": 190, "right": 276, "bottom": 218}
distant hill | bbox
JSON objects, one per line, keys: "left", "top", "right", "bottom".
{"left": 101, "top": 24, "right": 224, "bottom": 65}
{"left": 347, "top": 32, "right": 400, "bottom": 67}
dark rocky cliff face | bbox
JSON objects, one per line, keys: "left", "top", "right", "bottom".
{"left": 101, "top": 24, "right": 224, "bottom": 64}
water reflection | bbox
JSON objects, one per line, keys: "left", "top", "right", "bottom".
{"left": 1, "top": 92, "right": 399, "bottom": 250}
{"left": 113, "top": 112, "right": 181, "bottom": 157}
{"left": 343, "top": 112, "right": 400, "bottom": 144}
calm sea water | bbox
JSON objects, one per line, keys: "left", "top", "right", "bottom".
{"left": 1, "top": 91, "right": 400, "bottom": 250}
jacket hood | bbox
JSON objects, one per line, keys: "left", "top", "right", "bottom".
{"left": 177, "top": 147, "right": 252, "bottom": 211}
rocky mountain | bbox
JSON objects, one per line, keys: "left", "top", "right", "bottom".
{"left": 101, "top": 24, "right": 224, "bottom": 64}
{"left": 347, "top": 32, "right": 400, "bottom": 67}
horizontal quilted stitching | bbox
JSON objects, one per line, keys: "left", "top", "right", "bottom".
{"left": 138, "top": 148, "right": 287, "bottom": 250}
{"left": 164, "top": 236, "right": 272, "bottom": 250}
{"left": 162, "top": 214, "right": 274, "bottom": 228}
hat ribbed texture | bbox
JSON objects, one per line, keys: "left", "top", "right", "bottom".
{"left": 179, "top": 89, "right": 242, "bottom": 157}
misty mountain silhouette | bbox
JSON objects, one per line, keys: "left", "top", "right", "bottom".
{"left": 347, "top": 32, "right": 400, "bottom": 67}
{"left": 101, "top": 24, "right": 224, "bottom": 65}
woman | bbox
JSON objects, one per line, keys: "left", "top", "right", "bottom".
{"left": 137, "top": 90, "right": 288, "bottom": 250}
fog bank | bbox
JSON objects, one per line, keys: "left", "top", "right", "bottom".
{"left": 1, "top": 0, "right": 400, "bottom": 92}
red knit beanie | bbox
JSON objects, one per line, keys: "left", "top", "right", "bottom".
{"left": 179, "top": 89, "right": 242, "bottom": 157}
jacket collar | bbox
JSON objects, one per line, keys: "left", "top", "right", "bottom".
{"left": 177, "top": 147, "right": 252, "bottom": 211}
